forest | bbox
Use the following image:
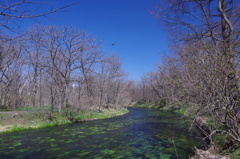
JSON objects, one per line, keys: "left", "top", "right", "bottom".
{"left": 0, "top": 0, "right": 240, "bottom": 158}
{"left": 0, "top": 25, "right": 130, "bottom": 112}
{"left": 132, "top": 0, "right": 240, "bottom": 156}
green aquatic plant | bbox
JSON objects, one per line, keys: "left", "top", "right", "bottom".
{"left": 78, "top": 151, "right": 91, "bottom": 156}
{"left": 19, "top": 149, "right": 29, "bottom": 153}
{"left": 66, "top": 139, "right": 75, "bottom": 143}
{"left": 48, "top": 147, "right": 61, "bottom": 151}
{"left": 101, "top": 148, "right": 116, "bottom": 155}
{"left": 50, "top": 143, "right": 57, "bottom": 147}
{"left": 0, "top": 108, "right": 201, "bottom": 158}
{"left": 13, "top": 141, "right": 22, "bottom": 147}
{"left": 159, "top": 153, "right": 171, "bottom": 159}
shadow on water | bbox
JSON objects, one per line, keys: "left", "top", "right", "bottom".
{"left": 0, "top": 107, "right": 203, "bottom": 159}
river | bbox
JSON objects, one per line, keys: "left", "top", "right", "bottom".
{"left": 0, "top": 107, "right": 202, "bottom": 159}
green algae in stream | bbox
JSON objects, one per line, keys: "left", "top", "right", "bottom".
{"left": 101, "top": 148, "right": 116, "bottom": 155}
{"left": 0, "top": 108, "right": 202, "bottom": 159}
{"left": 50, "top": 143, "right": 57, "bottom": 147}
{"left": 164, "top": 147, "right": 175, "bottom": 153}
{"left": 92, "top": 156, "right": 103, "bottom": 159}
{"left": 16, "top": 155, "right": 25, "bottom": 159}
{"left": 78, "top": 151, "right": 91, "bottom": 156}
{"left": 47, "top": 147, "right": 61, "bottom": 151}
{"left": 159, "top": 153, "right": 172, "bottom": 159}
{"left": 49, "top": 138, "right": 56, "bottom": 142}
{"left": 13, "top": 141, "right": 22, "bottom": 147}
{"left": 113, "top": 155, "right": 125, "bottom": 159}
{"left": 19, "top": 148, "right": 29, "bottom": 153}
{"left": 66, "top": 139, "right": 75, "bottom": 143}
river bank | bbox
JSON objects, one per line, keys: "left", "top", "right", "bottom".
{"left": 158, "top": 104, "right": 240, "bottom": 158}
{"left": 0, "top": 107, "right": 201, "bottom": 158}
{"left": 0, "top": 108, "right": 129, "bottom": 133}
{"left": 131, "top": 104, "right": 239, "bottom": 158}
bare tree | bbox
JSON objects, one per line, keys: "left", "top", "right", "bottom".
{"left": 96, "top": 54, "right": 127, "bottom": 109}
{"left": 0, "top": 34, "right": 24, "bottom": 109}
{"left": 149, "top": 0, "right": 240, "bottom": 149}
{"left": 0, "top": 0, "right": 78, "bottom": 31}
{"left": 26, "top": 25, "right": 102, "bottom": 112}
{"left": 20, "top": 26, "right": 45, "bottom": 107}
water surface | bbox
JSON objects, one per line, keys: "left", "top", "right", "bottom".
{"left": 0, "top": 108, "right": 202, "bottom": 159}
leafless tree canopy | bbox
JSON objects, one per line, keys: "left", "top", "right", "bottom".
{"left": 131, "top": 0, "right": 240, "bottom": 151}
{"left": 0, "top": 0, "right": 78, "bottom": 30}
{"left": 0, "top": 25, "right": 131, "bottom": 112}
{"left": 1, "top": 0, "right": 240, "bottom": 153}
{"left": 0, "top": 1, "right": 132, "bottom": 112}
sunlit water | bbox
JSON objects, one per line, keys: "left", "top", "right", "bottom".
{"left": 0, "top": 108, "right": 202, "bottom": 159}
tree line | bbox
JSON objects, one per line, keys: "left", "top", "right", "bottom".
{"left": 0, "top": 25, "right": 132, "bottom": 112}
{"left": 132, "top": 0, "right": 240, "bottom": 150}
{"left": 1, "top": 0, "right": 240, "bottom": 151}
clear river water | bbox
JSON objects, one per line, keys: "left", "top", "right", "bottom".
{"left": 0, "top": 107, "right": 202, "bottom": 159}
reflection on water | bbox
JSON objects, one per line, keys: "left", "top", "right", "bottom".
{"left": 0, "top": 108, "right": 202, "bottom": 159}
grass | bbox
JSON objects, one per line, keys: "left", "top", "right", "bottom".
{"left": 130, "top": 103, "right": 159, "bottom": 109}
{"left": 0, "top": 105, "right": 52, "bottom": 112}
{"left": 128, "top": 104, "right": 147, "bottom": 108}
{"left": 0, "top": 107, "right": 129, "bottom": 133}
{"left": 230, "top": 147, "right": 240, "bottom": 159}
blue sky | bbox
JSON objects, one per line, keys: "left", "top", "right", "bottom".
{"left": 14, "top": 0, "right": 170, "bottom": 81}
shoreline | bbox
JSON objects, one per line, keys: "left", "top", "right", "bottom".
{"left": 0, "top": 108, "right": 129, "bottom": 134}
{"left": 130, "top": 104, "right": 233, "bottom": 158}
